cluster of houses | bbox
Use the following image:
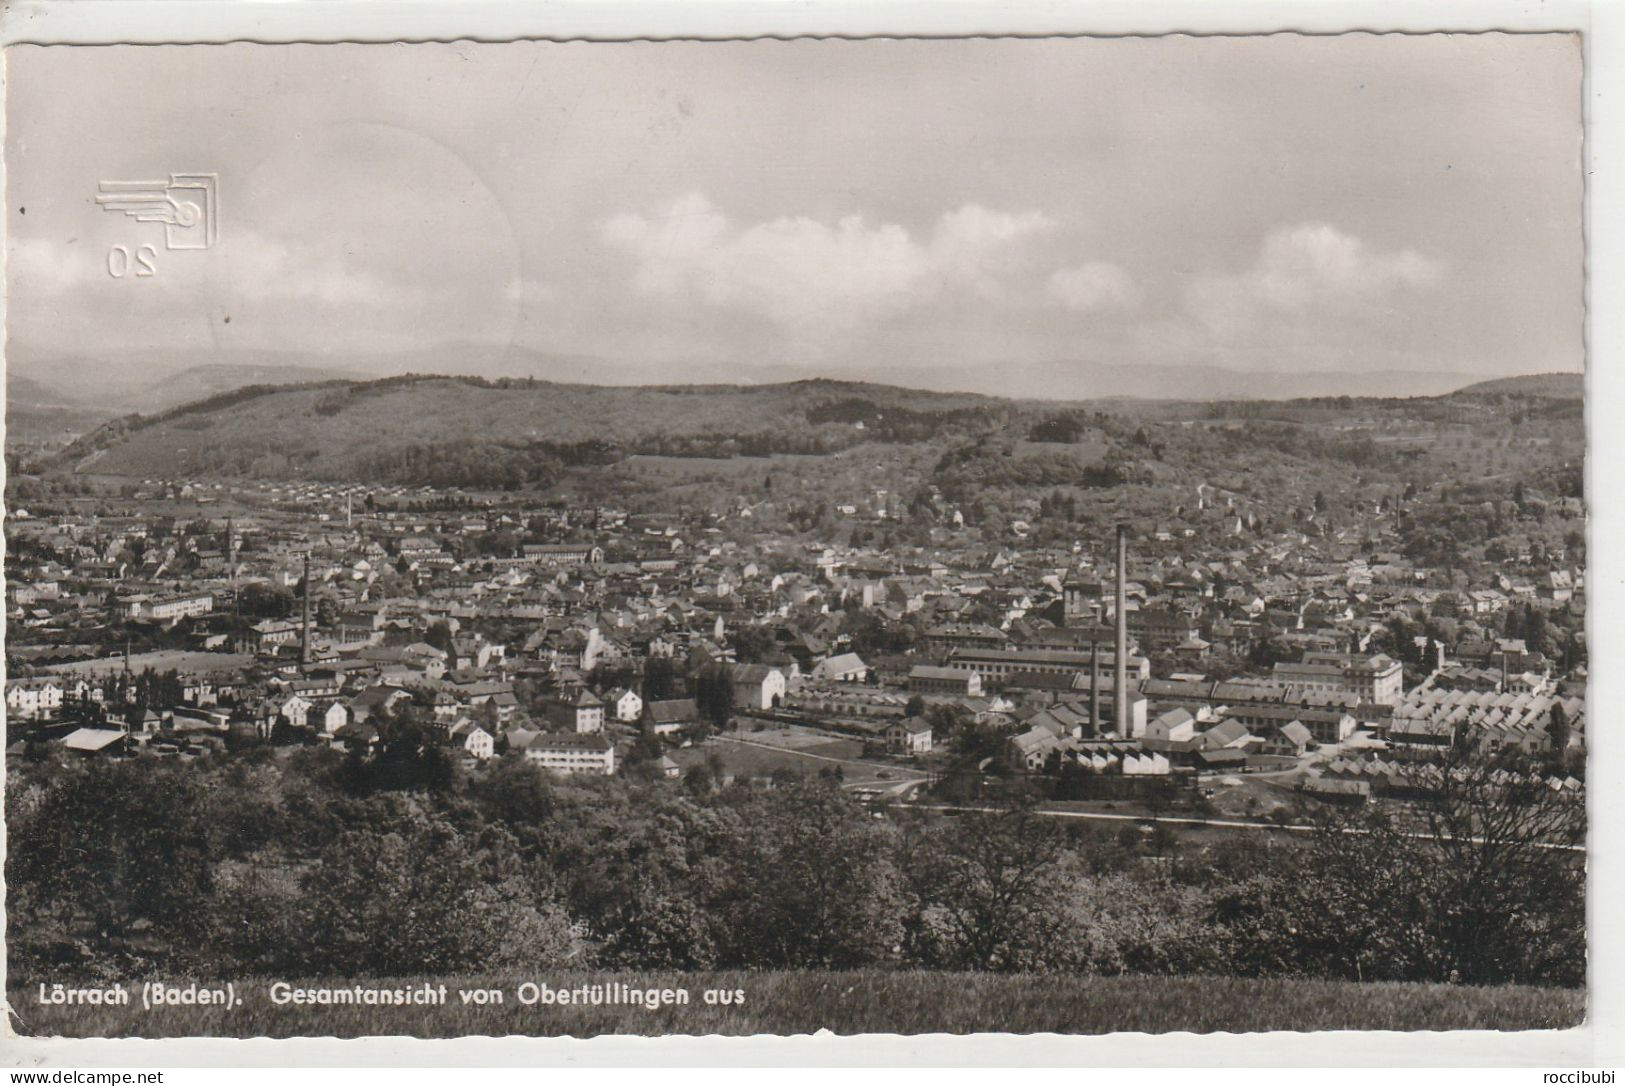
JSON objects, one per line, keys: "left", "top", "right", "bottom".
{"left": 1303, "top": 755, "right": 1584, "bottom": 803}
{"left": 4, "top": 473, "right": 1587, "bottom": 793}
{"left": 1385, "top": 679, "right": 1584, "bottom": 756}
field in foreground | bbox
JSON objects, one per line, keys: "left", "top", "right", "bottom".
{"left": 9, "top": 971, "right": 1584, "bottom": 1038}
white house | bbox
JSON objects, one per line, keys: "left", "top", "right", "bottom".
{"left": 320, "top": 700, "right": 350, "bottom": 736}
{"left": 885, "top": 716, "right": 933, "bottom": 754}
{"left": 812, "top": 653, "right": 869, "bottom": 683}
{"left": 460, "top": 722, "right": 496, "bottom": 760}
{"left": 607, "top": 687, "right": 644, "bottom": 723}
{"left": 6, "top": 678, "right": 64, "bottom": 721}
{"left": 279, "top": 693, "right": 313, "bottom": 730}
{"left": 1145, "top": 707, "right": 1197, "bottom": 743}
{"left": 730, "top": 664, "right": 788, "bottom": 711}
{"left": 544, "top": 689, "right": 606, "bottom": 734}
{"left": 514, "top": 731, "right": 616, "bottom": 776}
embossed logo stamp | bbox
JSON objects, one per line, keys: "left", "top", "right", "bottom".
{"left": 95, "top": 172, "right": 219, "bottom": 250}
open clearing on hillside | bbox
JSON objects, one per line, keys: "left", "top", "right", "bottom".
{"left": 1011, "top": 438, "right": 1111, "bottom": 462}
{"left": 42, "top": 651, "right": 255, "bottom": 677}
{"left": 668, "top": 728, "right": 912, "bottom": 786}
{"left": 9, "top": 971, "right": 1582, "bottom": 1038}
{"left": 617, "top": 453, "right": 833, "bottom": 479}
{"left": 613, "top": 444, "right": 931, "bottom": 481}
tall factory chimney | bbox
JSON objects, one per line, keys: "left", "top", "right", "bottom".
{"left": 1115, "top": 523, "right": 1129, "bottom": 739}
{"left": 227, "top": 516, "right": 239, "bottom": 616}
{"left": 1089, "top": 639, "right": 1100, "bottom": 738}
{"left": 300, "top": 551, "right": 312, "bottom": 671}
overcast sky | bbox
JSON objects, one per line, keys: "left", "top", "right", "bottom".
{"left": 6, "top": 34, "right": 1583, "bottom": 383}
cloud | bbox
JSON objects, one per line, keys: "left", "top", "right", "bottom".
{"left": 601, "top": 193, "right": 1058, "bottom": 339}
{"left": 1046, "top": 261, "right": 1141, "bottom": 311}
{"left": 7, "top": 237, "right": 94, "bottom": 296}
{"left": 7, "top": 230, "right": 403, "bottom": 309}
{"left": 216, "top": 231, "right": 406, "bottom": 307}
{"left": 1184, "top": 222, "right": 1443, "bottom": 337}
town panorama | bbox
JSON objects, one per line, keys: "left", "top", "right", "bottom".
{"left": 3, "top": 33, "right": 1586, "bottom": 1038}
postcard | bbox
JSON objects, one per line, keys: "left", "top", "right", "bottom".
{"left": 1, "top": 17, "right": 1593, "bottom": 1063}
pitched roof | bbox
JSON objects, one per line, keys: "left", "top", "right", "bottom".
{"left": 909, "top": 665, "right": 967, "bottom": 682}
{"left": 644, "top": 698, "right": 698, "bottom": 723}
{"left": 62, "top": 728, "right": 126, "bottom": 752}
{"left": 1202, "top": 719, "right": 1251, "bottom": 746}
{"left": 1277, "top": 720, "right": 1314, "bottom": 745}
{"left": 528, "top": 732, "right": 613, "bottom": 752}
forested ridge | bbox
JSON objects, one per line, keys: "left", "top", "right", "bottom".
{"left": 40, "top": 373, "right": 1580, "bottom": 495}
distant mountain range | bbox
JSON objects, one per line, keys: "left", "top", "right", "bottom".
{"left": 6, "top": 343, "right": 1578, "bottom": 419}
{"left": 7, "top": 355, "right": 365, "bottom": 416}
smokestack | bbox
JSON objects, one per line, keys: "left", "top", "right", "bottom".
{"left": 300, "top": 551, "right": 312, "bottom": 671}
{"left": 1115, "top": 523, "right": 1129, "bottom": 739}
{"left": 1089, "top": 639, "right": 1100, "bottom": 739}
{"left": 228, "top": 517, "right": 239, "bottom": 616}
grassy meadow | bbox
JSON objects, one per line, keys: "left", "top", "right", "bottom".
{"left": 9, "top": 971, "right": 1584, "bottom": 1039}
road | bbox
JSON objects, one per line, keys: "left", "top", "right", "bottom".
{"left": 711, "top": 733, "right": 929, "bottom": 796}
{"left": 908, "top": 801, "right": 1313, "bottom": 834}
{"left": 903, "top": 801, "right": 1585, "bottom": 852}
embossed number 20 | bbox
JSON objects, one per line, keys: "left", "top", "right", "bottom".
{"left": 107, "top": 244, "right": 157, "bottom": 278}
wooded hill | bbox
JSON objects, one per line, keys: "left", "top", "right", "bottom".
{"left": 47, "top": 370, "right": 1582, "bottom": 492}
{"left": 55, "top": 375, "right": 1020, "bottom": 486}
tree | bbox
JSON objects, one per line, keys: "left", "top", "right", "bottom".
{"left": 424, "top": 620, "right": 455, "bottom": 656}
{"left": 1248, "top": 634, "right": 1292, "bottom": 670}
{"left": 642, "top": 656, "right": 677, "bottom": 702}
{"left": 1546, "top": 702, "right": 1571, "bottom": 759}
{"left": 1282, "top": 745, "right": 1585, "bottom": 986}
{"left": 729, "top": 625, "right": 774, "bottom": 665}
{"left": 713, "top": 781, "right": 904, "bottom": 968}
{"left": 238, "top": 582, "right": 294, "bottom": 619}
{"left": 7, "top": 762, "right": 221, "bottom": 970}
{"left": 694, "top": 664, "right": 736, "bottom": 731}
{"left": 620, "top": 730, "right": 668, "bottom": 781}
{"left": 469, "top": 756, "right": 555, "bottom": 826}
{"left": 289, "top": 816, "right": 577, "bottom": 976}
{"left": 946, "top": 712, "right": 1005, "bottom": 766}
{"left": 587, "top": 661, "right": 637, "bottom": 694}
{"left": 683, "top": 761, "right": 717, "bottom": 796}
{"left": 901, "top": 800, "right": 1072, "bottom": 970}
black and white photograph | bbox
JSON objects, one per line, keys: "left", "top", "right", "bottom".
{"left": 1, "top": 14, "right": 1597, "bottom": 1054}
